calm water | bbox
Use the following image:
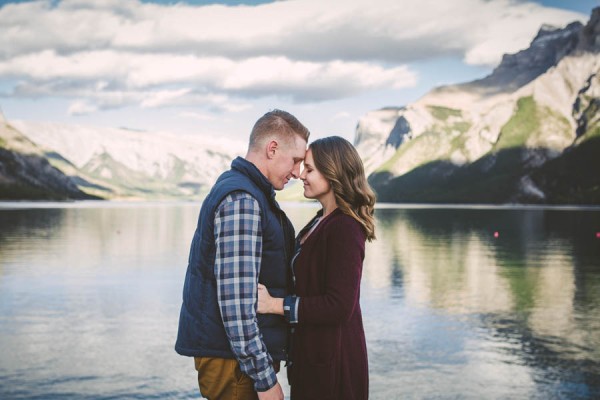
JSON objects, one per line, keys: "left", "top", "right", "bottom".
{"left": 0, "top": 202, "right": 599, "bottom": 399}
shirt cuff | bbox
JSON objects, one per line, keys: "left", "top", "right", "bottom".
{"left": 284, "top": 295, "right": 300, "bottom": 324}
{"left": 255, "top": 365, "right": 278, "bottom": 392}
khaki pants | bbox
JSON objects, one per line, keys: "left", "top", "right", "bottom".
{"left": 194, "top": 357, "right": 258, "bottom": 400}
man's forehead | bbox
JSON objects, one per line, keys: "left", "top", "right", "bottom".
{"left": 291, "top": 136, "right": 307, "bottom": 156}
{"left": 295, "top": 148, "right": 307, "bottom": 160}
{"left": 293, "top": 134, "right": 308, "bottom": 148}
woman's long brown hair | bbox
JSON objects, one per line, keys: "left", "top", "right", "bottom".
{"left": 309, "top": 136, "right": 376, "bottom": 241}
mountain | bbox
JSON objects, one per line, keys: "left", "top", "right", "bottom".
{"left": 358, "top": 7, "right": 600, "bottom": 205}
{"left": 10, "top": 120, "right": 245, "bottom": 200}
{"left": 0, "top": 110, "right": 98, "bottom": 200}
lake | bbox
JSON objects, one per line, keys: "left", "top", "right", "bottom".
{"left": 0, "top": 202, "right": 599, "bottom": 399}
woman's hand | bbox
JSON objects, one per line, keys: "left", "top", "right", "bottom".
{"left": 257, "top": 283, "right": 284, "bottom": 315}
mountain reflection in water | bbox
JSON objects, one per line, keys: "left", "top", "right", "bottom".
{"left": 0, "top": 203, "right": 598, "bottom": 399}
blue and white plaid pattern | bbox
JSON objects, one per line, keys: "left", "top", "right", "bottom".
{"left": 214, "top": 191, "right": 277, "bottom": 392}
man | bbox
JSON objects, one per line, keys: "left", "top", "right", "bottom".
{"left": 175, "top": 109, "right": 309, "bottom": 400}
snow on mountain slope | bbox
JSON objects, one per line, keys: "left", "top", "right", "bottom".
{"left": 11, "top": 121, "right": 245, "bottom": 199}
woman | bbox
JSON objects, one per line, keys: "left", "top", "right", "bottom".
{"left": 258, "top": 136, "right": 376, "bottom": 400}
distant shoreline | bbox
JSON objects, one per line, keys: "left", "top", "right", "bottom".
{"left": 1, "top": 199, "right": 599, "bottom": 211}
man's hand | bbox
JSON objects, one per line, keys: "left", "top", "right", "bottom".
{"left": 257, "top": 284, "right": 273, "bottom": 314}
{"left": 257, "top": 284, "right": 284, "bottom": 315}
{"left": 257, "top": 382, "right": 284, "bottom": 400}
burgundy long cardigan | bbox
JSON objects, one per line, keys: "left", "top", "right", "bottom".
{"left": 289, "top": 208, "right": 369, "bottom": 400}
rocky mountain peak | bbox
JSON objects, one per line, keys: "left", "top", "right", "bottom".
{"left": 531, "top": 23, "right": 577, "bottom": 44}
{"left": 472, "top": 20, "right": 582, "bottom": 91}
{"left": 353, "top": 107, "right": 404, "bottom": 146}
{"left": 579, "top": 7, "right": 600, "bottom": 52}
{"left": 355, "top": 7, "right": 600, "bottom": 205}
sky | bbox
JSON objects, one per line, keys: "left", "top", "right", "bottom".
{"left": 0, "top": 0, "right": 598, "bottom": 143}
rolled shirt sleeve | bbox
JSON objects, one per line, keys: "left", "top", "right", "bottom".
{"left": 214, "top": 191, "right": 278, "bottom": 392}
{"left": 283, "top": 295, "right": 300, "bottom": 324}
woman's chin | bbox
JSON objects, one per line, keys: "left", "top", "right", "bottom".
{"left": 303, "top": 189, "right": 314, "bottom": 199}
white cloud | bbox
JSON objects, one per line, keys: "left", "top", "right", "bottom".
{"left": 0, "top": 0, "right": 588, "bottom": 114}
{"left": 179, "top": 111, "right": 216, "bottom": 121}
{"left": 221, "top": 57, "right": 417, "bottom": 100}
{"left": 68, "top": 101, "right": 98, "bottom": 116}
{"left": 140, "top": 88, "right": 191, "bottom": 108}
{"left": 332, "top": 111, "right": 351, "bottom": 120}
{"left": 0, "top": 50, "right": 417, "bottom": 102}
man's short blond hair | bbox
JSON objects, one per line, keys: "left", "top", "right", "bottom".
{"left": 248, "top": 109, "right": 310, "bottom": 151}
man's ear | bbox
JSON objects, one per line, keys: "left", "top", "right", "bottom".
{"left": 266, "top": 140, "right": 278, "bottom": 159}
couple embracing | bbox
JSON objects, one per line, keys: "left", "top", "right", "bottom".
{"left": 175, "top": 110, "right": 376, "bottom": 400}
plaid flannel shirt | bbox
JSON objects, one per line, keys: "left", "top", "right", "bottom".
{"left": 214, "top": 191, "right": 278, "bottom": 392}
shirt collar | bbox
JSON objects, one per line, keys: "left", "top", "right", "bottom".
{"left": 231, "top": 156, "right": 278, "bottom": 206}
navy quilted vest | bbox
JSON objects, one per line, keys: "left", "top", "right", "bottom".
{"left": 175, "top": 157, "right": 294, "bottom": 361}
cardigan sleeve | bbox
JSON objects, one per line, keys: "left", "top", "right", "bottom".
{"left": 297, "top": 216, "right": 366, "bottom": 326}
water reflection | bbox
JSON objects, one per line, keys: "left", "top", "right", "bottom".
{"left": 0, "top": 204, "right": 202, "bottom": 274}
{"left": 365, "top": 207, "right": 600, "bottom": 399}
{"left": 0, "top": 204, "right": 203, "bottom": 399}
{"left": 0, "top": 204, "right": 598, "bottom": 399}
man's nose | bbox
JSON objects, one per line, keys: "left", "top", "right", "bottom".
{"left": 291, "top": 164, "right": 301, "bottom": 178}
